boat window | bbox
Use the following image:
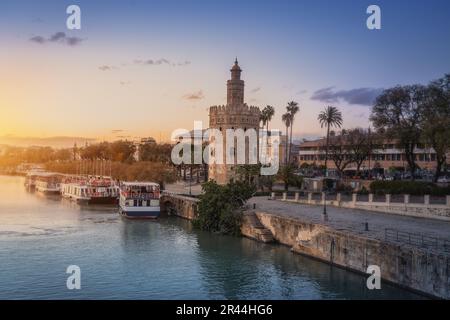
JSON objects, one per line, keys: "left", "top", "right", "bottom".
{"left": 150, "top": 199, "right": 159, "bottom": 207}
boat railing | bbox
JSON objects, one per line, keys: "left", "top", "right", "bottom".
{"left": 122, "top": 193, "right": 159, "bottom": 200}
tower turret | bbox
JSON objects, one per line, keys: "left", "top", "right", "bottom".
{"left": 227, "top": 58, "right": 244, "bottom": 106}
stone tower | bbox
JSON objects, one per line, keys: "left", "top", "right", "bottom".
{"left": 208, "top": 59, "right": 261, "bottom": 184}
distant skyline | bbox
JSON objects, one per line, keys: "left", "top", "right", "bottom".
{"left": 1, "top": 0, "right": 450, "bottom": 144}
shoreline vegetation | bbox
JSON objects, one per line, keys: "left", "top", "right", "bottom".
{"left": 45, "top": 161, "right": 177, "bottom": 187}
{"left": 0, "top": 141, "right": 178, "bottom": 186}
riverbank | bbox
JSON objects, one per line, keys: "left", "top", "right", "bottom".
{"left": 162, "top": 192, "right": 446, "bottom": 298}
{"left": 247, "top": 197, "right": 450, "bottom": 299}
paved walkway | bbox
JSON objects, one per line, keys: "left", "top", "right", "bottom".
{"left": 250, "top": 197, "right": 450, "bottom": 244}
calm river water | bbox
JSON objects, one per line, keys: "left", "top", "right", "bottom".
{"left": 0, "top": 175, "right": 424, "bottom": 299}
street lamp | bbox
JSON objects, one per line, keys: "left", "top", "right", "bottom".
{"left": 322, "top": 155, "right": 328, "bottom": 221}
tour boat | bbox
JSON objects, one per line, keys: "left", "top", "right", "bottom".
{"left": 119, "top": 182, "right": 160, "bottom": 219}
{"left": 60, "top": 175, "right": 119, "bottom": 205}
{"left": 24, "top": 170, "right": 45, "bottom": 191}
{"left": 35, "top": 172, "right": 63, "bottom": 195}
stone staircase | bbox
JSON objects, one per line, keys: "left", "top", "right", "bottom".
{"left": 241, "top": 211, "right": 274, "bottom": 243}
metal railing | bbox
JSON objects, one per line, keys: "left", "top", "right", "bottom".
{"left": 385, "top": 228, "right": 450, "bottom": 253}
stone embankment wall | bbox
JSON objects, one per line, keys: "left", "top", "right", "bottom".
{"left": 160, "top": 193, "right": 199, "bottom": 220}
{"left": 256, "top": 211, "right": 450, "bottom": 299}
{"left": 159, "top": 193, "right": 450, "bottom": 298}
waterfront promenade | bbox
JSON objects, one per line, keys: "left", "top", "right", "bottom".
{"left": 251, "top": 196, "right": 450, "bottom": 246}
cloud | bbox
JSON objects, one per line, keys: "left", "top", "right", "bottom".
{"left": 49, "top": 32, "right": 66, "bottom": 42}
{"left": 98, "top": 65, "right": 122, "bottom": 72}
{"left": 296, "top": 89, "right": 307, "bottom": 95}
{"left": 310, "top": 87, "right": 383, "bottom": 106}
{"left": 120, "top": 81, "right": 131, "bottom": 86}
{"left": 250, "top": 87, "right": 261, "bottom": 93}
{"left": 29, "top": 32, "right": 84, "bottom": 46}
{"left": 112, "top": 129, "right": 124, "bottom": 134}
{"left": 183, "top": 90, "right": 204, "bottom": 100}
{"left": 29, "top": 36, "right": 46, "bottom": 44}
{"left": 66, "top": 36, "right": 83, "bottom": 46}
{"left": 32, "top": 17, "right": 44, "bottom": 24}
{"left": 134, "top": 58, "right": 191, "bottom": 67}
{"left": 177, "top": 61, "right": 191, "bottom": 66}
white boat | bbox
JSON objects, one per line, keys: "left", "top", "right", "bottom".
{"left": 119, "top": 182, "right": 160, "bottom": 219}
{"left": 35, "top": 172, "right": 62, "bottom": 195}
{"left": 60, "top": 175, "right": 119, "bottom": 204}
{"left": 24, "top": 169, "right": 45, "bottom": 191}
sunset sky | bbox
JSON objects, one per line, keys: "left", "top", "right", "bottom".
{"left": 1, "top": 0, "right": 450, "bottom": 146}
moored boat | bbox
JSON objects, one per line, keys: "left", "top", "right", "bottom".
{"left": 60, "top": 177, "right": 90, "bottom": 203}
{"left": 35, "top": 172, "right": 63, "bottom": 195}
{"left": 61, "top": 175, "right": 119, "bottom": 205}
{"left": 119, "top": 182, "right": 160, "bottom": 219}
{"left": 24, "top": 170, "right": 45, "bottom": 191}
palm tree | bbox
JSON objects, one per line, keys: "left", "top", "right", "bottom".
{"left": 260, "top": 106, "right": 275, "bottom": 163}
{"left": 259, "top": 110, "right": 268, "bottom": 131}
{"left": 286, "top": 101, "right": 299, "bottom": 163}
{"left": 317, "top": 105, "right": 343, "bottom": 219}
{"left": 263, "top": 105, "right": 275, "bottom": 133}
{"left": 282, "top": 112, "right": 292, "bottom": 165}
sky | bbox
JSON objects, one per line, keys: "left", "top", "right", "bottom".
{"left": 1, "top": 0, "right": 450, "bottom": 146}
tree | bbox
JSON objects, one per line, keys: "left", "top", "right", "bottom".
{"left": 286, "top": 101, "right": 299, "bottom": 163}
{"left": 260, "top": 105, "right": 275, "bottom": 132}
{"left": 277, "top": 164, "right": 302, "bottom": 191}
{"left": 346, "top": 128, "right": 373, "bottom": 176}
{"left": 260, "top": 105, "right": 275, "bottom": 165}
{"left": 370, "top": 85, "right": 425, "bottom": 180}
{"left": 318, "top": 106, "right": 343, "bottom": 178}
{"left": 139, "top": 143, "right": 172, "bottom": 163}
{"left": 318, "top": 106, "right": 343, "bottom": 219}
{"left": 421, "top": 75, "right": 450, "bottom": 181}
{"left": 109, "top": 140, "right": 136, "bottom": 163}
{"left": 328, "top": 131, "right": 353, "bottom": 177}
{"left": 81, "top": 142, "right": 111, "bottom": 160}
{"left": 282, "top": 112, "right": 292, "bottom": 165}
{"left": 193, "top": 180, "right": 256, "bottom": 235}
{"left": 235, "top": 164, "right": 261, "bottom": 185}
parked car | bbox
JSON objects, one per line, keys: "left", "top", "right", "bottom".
{"left": 437, "top": 176, "right": 450, "bottom": 183}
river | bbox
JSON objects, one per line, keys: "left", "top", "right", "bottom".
{"left": 0, "top": 175, "right": 424, "bottom": 299}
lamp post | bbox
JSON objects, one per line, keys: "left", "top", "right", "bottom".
{"left": 322, "top": 146, "right": 328, "bottom": 221}
{"left": 189, "top": 167, "right": 192, "bottom": 196}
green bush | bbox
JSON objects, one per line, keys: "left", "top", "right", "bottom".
{"left": 335, "top": 183, "right": 353, "bottom": 194}
{"left": 358, "top": 186, "right": 369, "bottom": 195}
{"left": 369, "top": 180, "right": 450, "bottom": 196}
{"left": 192, "top": 180, "right": 256, "bottom": 235}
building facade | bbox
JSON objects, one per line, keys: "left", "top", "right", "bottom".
{"left": 208, "top": 59, "right": 260, "bottom": 184}
{"left": 298, "top": 137, "right": 450, "bottom": 175}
